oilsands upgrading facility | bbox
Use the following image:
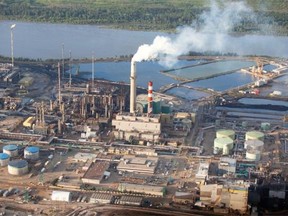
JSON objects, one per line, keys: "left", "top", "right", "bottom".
{"left": 1, "top": 48, "right": 288, "bottom": 216}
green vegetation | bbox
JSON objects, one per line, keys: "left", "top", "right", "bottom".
{"left": 0, "top": 0, "right": 288, "bottom": 35}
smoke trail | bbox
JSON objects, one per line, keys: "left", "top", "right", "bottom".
{"left": 132, "top": 0, "right": 254, "bottom": 67}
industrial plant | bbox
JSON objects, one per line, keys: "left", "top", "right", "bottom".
{"left": 0, "top": 32, "right": 288, "bottom": 215}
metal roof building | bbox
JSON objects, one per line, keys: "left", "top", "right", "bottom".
{"left": 119, "top": 196, "right": 143, "bottom": 206}
{"left": 82, "top": 161, "right": 110, "bottom": 185}
{"left": 118, "top": 183, "right": 164, "bottom": 197}
{"left": 89, "top": 193, "right": 113, "bottom": 204}
{"left": 117, "top": 155, "right": 158, "bottom": 174}
{"left": 51, "top": 190, "right": 71, "bottom": 202}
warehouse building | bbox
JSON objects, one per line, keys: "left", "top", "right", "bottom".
{"left": 82, "top": 161, "right": 110, "bottom": 185}
{"left": 89, "top": 193, "right": 113, "bottom": 204}
{"left": 51, "top": 190, "right": 71, "bottom": 202}
{"left": 117, "top": 155, "right": 158, "bottom": 174}
{"left": 118, "top": 183, "right": 165, "bottom": 197}
{"left": 119, "top": 195, "right": 143, "bottom": 206}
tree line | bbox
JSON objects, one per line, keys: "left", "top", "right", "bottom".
{"left": 0, "top": 0, "right": 287, "bottom": 34}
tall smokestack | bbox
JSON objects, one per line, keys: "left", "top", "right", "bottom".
{"left": 58, "top": 62, "right": 62, "bottom": 105}
{"left": 130, "top": 61, "right": 136, "bottom": 113}
{"left": 148, "top": 81, "right": 153, "bottom": 115}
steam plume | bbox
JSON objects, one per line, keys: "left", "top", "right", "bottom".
{"left": 132, "top": 0, "right": 254, "bottom": 67}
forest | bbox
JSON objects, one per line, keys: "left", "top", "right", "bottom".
{"left": 0, "top": 0, "right": 287, "bottom": 35}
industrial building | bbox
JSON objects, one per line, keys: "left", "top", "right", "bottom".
{"left": 195, "top": 162, "right": 210, "bottom": 184}
{"left": 112, "top": 113, "right": 162, "bottom": 143}
{"left": 82, "top": 160, "right": 110, "bottom": 185}
{"left": 135, "top": 93, "right": 171, "bottom": 114}
{"left": 119, "top": 196, "right": 143, "bottom": 206}
{"left": 218, "top": 157, "right": 237, "bottom": 175}
{"left": 118, "top": 183, "right": 165, "bottom": 197}
{"left": 89, "top": 193, "right": 113, "bottom": 204}
{"left": 51, "top": 190, "right": 71, "bottom": 202}
{"left": 200, "top": 181, "right": 249, "bottom": 214}
{"left": 220, "top": 183, "right": 249, "bottom": 213}
{"left": 117, "top": 155, "right": 158, "bottom": 174}
{"left": 200, "top": 184, "right": 223, "bottom": 205}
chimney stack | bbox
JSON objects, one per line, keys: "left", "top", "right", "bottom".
{"left": 148, "top": 81, "right": 153, "bottom": 115}
{"left": 130, "top": 61, "right": 136, "bottom": 113}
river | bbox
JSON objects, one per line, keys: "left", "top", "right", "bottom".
{"left": 0, "top": 20, "right": 288, "bottom": 59}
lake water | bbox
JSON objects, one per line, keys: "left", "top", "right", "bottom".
{"left": 184, "top": 71, "right": 257, "bottom": 91}
{"left": 167, "top": 60, "right": 255, "bottom": 81}
{"left": 0, "top": 20, "right": 288, "bottom": 59}
{"left": 74, "top": 60, "right": 256, "bottom": 92}
{"left": 73, "top": 60, "right": 197, "bottom": 90}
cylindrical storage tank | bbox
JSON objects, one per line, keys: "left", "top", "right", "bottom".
{"left": 214, "top": 137, "right": 234, "bottom": 154}
{"left": 244, "top": 140, "right": 264, "bottom": 151}
{"left": 8, "top": 160, "right": 29, "bottom": 175}
{"left": 261, "top": 122, "right": 270, "bottom": 131}
{"left": 245, "top": 131, "right": 265, "bottom": 141}
{"left": 246, "top": 149, "right": 261, "bottom": 161}
{"left": 24, "top": 146, "right": 40, "bottom": 160}
{"left": 0, "top": 153, "right": 10, "bottom": 167}
{"left": 216, "top": 129, "right": 235, "bottom": 139}
{"left": 3, "top": 144, "right": 18, "bottom": 157}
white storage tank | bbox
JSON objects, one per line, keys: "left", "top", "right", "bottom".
{"left": 216, "top": 129, "right": 235, "bottom": 139}
{"left": 0, "top": 153, "right": 10, "bottom": 167}
{"left": 214, "top": 137, "right": 234, "bottom": 155}
{"left": 244, "top": 140, "right": 264, "bottom": 151}
{"left": 8, "top": 160, "right": 29, "bottom": 176}
{"left": 246, "top": 149, "right": 261, "bottom": 161}
{"left": 245, "top": 131, "right": 265, "bottom": 141}
{"left": 24, "top": 146, "right": 40, "bottom": 160}
{"left": 3, "top": 144, "right": 18, "bottom": 157}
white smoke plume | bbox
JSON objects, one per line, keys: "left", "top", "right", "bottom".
{"left": 132, "top": 0, "right": 254, "bottom": 67}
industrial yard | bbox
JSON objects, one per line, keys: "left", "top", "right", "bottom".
{"left": 0, "top": 55, "right": 288, "bottom": 216}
